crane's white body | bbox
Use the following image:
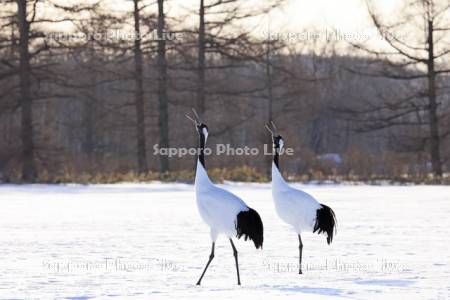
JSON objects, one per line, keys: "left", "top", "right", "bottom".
{"left": 195, "top": 161, "right": 249, "bottom": 241}
{"left": 271, "top": 162, "right": 321, "bottom": 233}
{"left": 189, "top": 115, "right": 263, "bottom": 285}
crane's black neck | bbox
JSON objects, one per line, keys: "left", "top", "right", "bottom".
{"left": 198, "top": 132, "right": 206, "bottom": 168}
{"left": 273, "top": 149, "right": 280, "bottom": 170}
{"left": 272, "top": 135, "right": 283, "bottom": 171}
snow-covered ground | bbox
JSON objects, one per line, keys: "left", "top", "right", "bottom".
{"left": 1, "top": 183, "right": 449, "bottom": 299}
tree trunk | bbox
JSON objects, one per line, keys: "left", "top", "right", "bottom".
{"left": 17, "top": 0, "right": 37, "bottom": 181}
{"left": 197, "top": 0, "right": 206, "bottom": 114}
{"left": 82, "top": 95, "right": 95, "bottom": 167}
{"left": 82, "top": 43, "right": 98, "bottom": 172}
{"left": 133, "top": 0, "right": 148, "bottom": 174}
{"left": 426, "top": 20, "right": 442, "bottom": 176}
{"left": 157, "top": 0, "right": 170, "bottom": 172}
{"left": 265, "top": 40, "right": 274, "bottom": 177}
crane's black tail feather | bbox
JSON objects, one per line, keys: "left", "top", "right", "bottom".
{"left": 313, "top": 204, "right": 337, "bottom": 245}
{"left": 236, "top": 208, "right": 264, "bottom": 249}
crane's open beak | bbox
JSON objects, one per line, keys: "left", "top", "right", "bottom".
{"left": 265, "top": 121, "right": 277, "bottom": 136}
{"left": 185, "top": 108, "right": 202, "bottom": 125}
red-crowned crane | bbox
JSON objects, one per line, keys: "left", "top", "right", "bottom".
{"left": 186, "top": 110, "right": 263, "bottom": 285}
{"left": 266, "top": 122, "right": 336, "bottom": 274}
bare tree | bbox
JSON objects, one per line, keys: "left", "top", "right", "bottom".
{"left": 345, "top": 0, "right": 450, "bottom": 176}
{"left": 16, "top": 0, "right": 36, "bottom": 180}
{"left": 4, "top": 0, "right": 94, "bottom": 180}
{"left": 194, "top": 0, "right": 286, "bottom": 114}
{"left": 157, "top": 0, "right": 170, "bottom": 172}
{"left": 133, "top": 0, "right": 149, "bottom": 173}
{"left": 196, "top": 0, "right": 206, "bottom": 114}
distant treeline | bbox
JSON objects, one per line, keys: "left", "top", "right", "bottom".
{"left": 0, "top": 0, "right": 449, "bottom": 182}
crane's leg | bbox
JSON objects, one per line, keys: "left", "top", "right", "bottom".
{"left": 298, "top": 234, "right": 303, "bottom": 274}
{"left": 229, "top": 239, "right": 241, "bottom": 285}
{"left": 196, "top": 242, "right": 215, "bottom": 285}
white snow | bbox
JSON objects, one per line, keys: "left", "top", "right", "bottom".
{"left": 1, "top": 183, "right": 449, "bottom": 299}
